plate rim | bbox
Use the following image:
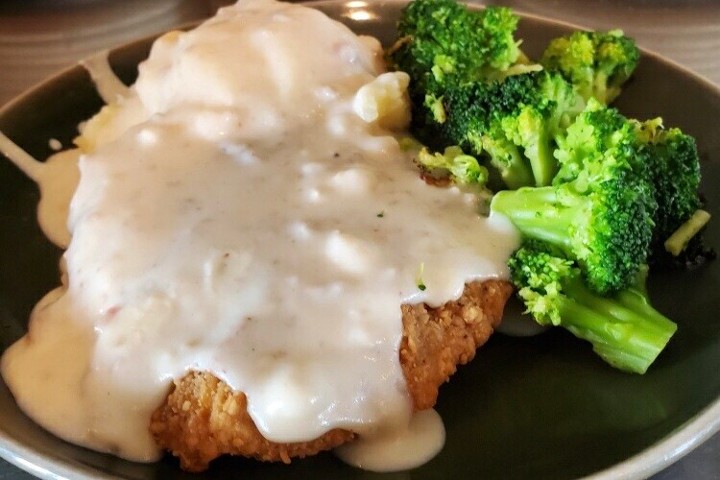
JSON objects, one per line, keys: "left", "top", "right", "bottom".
{"left": 0, "top": 1, "right": 719, "bottom": 479}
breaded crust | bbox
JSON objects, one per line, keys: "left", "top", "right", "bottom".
{"left": 400, "top": 279, "right": 512, "bottom": 410}
{"left": 150, "top": 279, "right": 512, "bottom": 471}
{"left": 149, "top": 373, "right": 355, "bottom": 471}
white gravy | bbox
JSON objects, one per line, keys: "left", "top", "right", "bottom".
{"left": 80, "top": 51, "right": 130, "bottom": 104}
{"left": 335, "top": 408, "right": 446, "bottom": 472}
{"left": 0, "top": 0, "right": 519, "bottom": 470}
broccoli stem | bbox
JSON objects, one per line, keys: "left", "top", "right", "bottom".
{"left": 522, "top": 127, "right": 555, "bottom": 187}
{"left": 503, "top": 108, "right": 557, "bottom": 186}
{"left": 554, "top": 278, "right": 677, "bottom": 374}
{"left": 491, "top": 186, "right": 580, "bottom": 250}
{"left": 478, "top": 135, "right": 534, "bottom": 189}
{"left": 664, "top": 209, "right": 712, "bottom": 256}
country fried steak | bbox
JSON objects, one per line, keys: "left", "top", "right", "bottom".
{"left": 150, "top": 279, "right": 512, "bottom": 471}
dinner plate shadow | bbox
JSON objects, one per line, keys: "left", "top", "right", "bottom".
{"left": 1, "top": 1, "right": 720, "bottom": 479}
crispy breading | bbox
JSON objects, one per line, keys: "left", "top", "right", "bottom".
{"left": 150, "top": 279, "right": 512, "bottom": 471}
{"left": 400, "top": 279, "right": 512, "bottom": 410}
{"left": 149, "top": 372, "right": 355, "bottom": 471}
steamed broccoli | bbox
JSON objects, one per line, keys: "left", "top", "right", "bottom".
{"left": 509, "top": 241, "right": 677, "bottom": 374}
{"left": 439, "top": 72, "right": 582, "bottom": 188}
{"left": 388, "top": 0, "right": 711, "bottom": 375}
{"left": 664, "top": 210, "right": 712, "bottom": 256}
{"left": 491, "top": 100, "right": 657, "bottom": 294}
{"left": 552, "top": 102, "right": 710, "bottom": 262}
{"left": 632, "top": 119, "right": 710, "bottom": 255}
{"left": 541, "top": 29, "right": 640, "bottom": 104}
{"left": 388, "top": 0, "right": 587, "bottom": 189}
{"left": 415, "top": 145, "right": 489, "bottom": 186}
{"left": 553, "top": 98, "right": 636, "bottom": 183}
{"left": 389, "top": 0, "right": 521, "bottom": 96}
{"left": 427, "top": 71, "right": 584, "bottom": 188}
{"left": 387, "top": 0, "right": 535, "bottom": 185}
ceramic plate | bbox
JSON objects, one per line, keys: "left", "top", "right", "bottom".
{"left": 1, "top": 1, "right": 720, "bottom": 479}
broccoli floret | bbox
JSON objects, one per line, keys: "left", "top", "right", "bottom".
{"left": 553, "top": 98, "right": 635, "bottom": 183}
{"left": 491, "top": 101, "right": 657, "bottom": 294}
{"left": 388, "top": 0, "right": 528, "bottom": 170}
{"left": 631, "top": 119, "right": 715, "bottom": 268}
{"left": 432, "top": 71, "right": 584, "bottom": 188}
{"left": 541, "top": 29, "right": 640, "bottom": 104}
{"left": 389, "top": 0, "right": 521, "bottom": 96}
{"left": 508, "top": 241, "right": 677, "bottom": 374}
{"left": 633, "top": 119, "right": 704, "bottom": 248}
{"left": 388, "top": 0, "right": 586, "bottom": 189}
{"left": 554, "top": 102, "right": 713, "bottom": 267}
{"left": 416, "top": 145, "right": 489, "bottom": 186}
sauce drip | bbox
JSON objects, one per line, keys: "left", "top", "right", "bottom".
{"left": 80, "top": 51, "right": 130, "bottom": 104}
{"left": 335, "top": 408, "right": 446, "bottom": 472}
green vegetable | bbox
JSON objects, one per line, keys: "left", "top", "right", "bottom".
{"left": 552, "top": 102, "right": 709, "bottom": 265}
{"left": 388, "top": 0, "right": 585, "bottom": 189}
{"left": 553, "top": 98, "right": 634, "bottom": 183}
{"left": 441, "top": 71, "right": 584, "bottom": 188}
{"left": 388, "top": 0, "right": 540, "bottom": 188}
{"left": 389, "top": 0, "right": 521, "bottom": 96}
{"left": 492, "top": 100, "right": 657, "bottom": 295}
{"left": 633, "top": 119, "right": 704, "bottom": 254}
{"left": 509, "top": 241, "right": 677, "bottom": 374}
{"left": 541, "top": 29, "right": 640, "bottom": 104}
{"left": 416, "top": 146, "right": 488, "bottom": 186}
{"left": 664, "top": 209, "right": 712, "bottom": 256}
{"left": 388, "top": 0, "right": 714, "bottom": 373}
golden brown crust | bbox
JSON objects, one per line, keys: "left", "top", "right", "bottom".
{"left": 400, "top": 279, "right": 512, "bottom": 410}
{"left": 149, "top": 372, "right": 354, "bottom": 472}
{"left": 150, "top": 279, "right": 512, "bottom": 471}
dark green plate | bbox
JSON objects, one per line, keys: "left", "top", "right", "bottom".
{"left": 1, "top": 1, "right": 719, "bottom": 479}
